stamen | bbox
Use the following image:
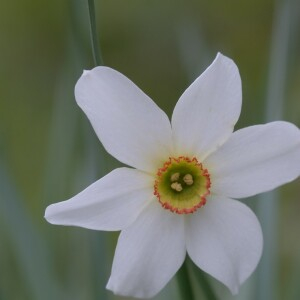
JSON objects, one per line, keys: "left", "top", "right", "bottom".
{"left": 170, "top": 182, "right": 183, "bottom": 192}
{"left": 154, "top": 156, "right": 211, "bottom": 214}
{"left": 170, "top": 172, "right": 180, "bottom": 182}
{"left": 183, "top": 174, "right": 193, "bottom": 185}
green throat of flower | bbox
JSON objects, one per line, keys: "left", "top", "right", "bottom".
{"left": 154, "top": 156, "right": 211, "bottom": 214}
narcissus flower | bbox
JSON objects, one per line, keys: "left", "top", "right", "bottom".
{"left": 45, "top": 53, "right": 300, "bottom": 298}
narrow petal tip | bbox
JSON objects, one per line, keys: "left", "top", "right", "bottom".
{"left": 44, "top": 205, "right": 52, "bottom": 221}
{"left": 44, "top": 204, "right": 62, "bottom": 225}
{"left": 82, "top": 69, "right": 91, "bottom": 76}
{"left": 214, "top": 52, "right": 240, "bottom": 73}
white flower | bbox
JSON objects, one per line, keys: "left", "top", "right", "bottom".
{"left": 45, "top": 53, "right": 300, "bottom": 298}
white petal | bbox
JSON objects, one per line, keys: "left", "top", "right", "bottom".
{"left": 45, "top": 168, "right": 153, "bottom": 231}
{"left": 171, "top": 53, "right": 242, "bottom": 160}
{"left": 106, "top": 201, "right": 186, "bottom": 298}
{"left": 75, "top": 67, "right": 173, "bottom": 173}
{"left": 205, "top": 121, "right": 300, "bottom": 198}
{"left": 186, "top": 196, "right": 263, "bottom": 294}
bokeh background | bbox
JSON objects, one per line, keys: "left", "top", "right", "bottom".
{"left": 1, "top": 0, "right": 300, "bottom": 299}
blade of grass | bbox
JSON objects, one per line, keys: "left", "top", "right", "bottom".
{"left": 87, "top": 0, "right": 103, "bottom": 66}
{"left": 256, "top": 1, "right": 292, "bottom": 300}
{"left": 0, "top": 159, "right": 63, "bottom": 300}
{"left": 43, "top": 1, "right": 109, "bottom": 299}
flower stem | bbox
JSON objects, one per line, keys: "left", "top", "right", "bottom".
{"left": 189, "top": 260, "right": 218, "bottom": 300}
{"left": 177, "top": 260, "right": 195, "bottom": 300}
{"left": 87, "top": 0, "right": 103, "bottom": 66}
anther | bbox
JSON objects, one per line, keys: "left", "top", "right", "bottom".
{"left": 170, "top": 172, "right": 180, "bottom": 182}
{"left": 171, "top": 182, "right": 183, "bottom": 192}
{"left": 183, "top": 174, "right": 193, "bottom": 185}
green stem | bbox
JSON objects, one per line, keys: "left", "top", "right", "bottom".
{"left": 177, "top": 260, "right": 195, "bottom": 300}
{"left": 190, "top": 261, "right": 218, "bottom": 300}
{"left": 87, "top": 0, "right": 103, "bottom": 66}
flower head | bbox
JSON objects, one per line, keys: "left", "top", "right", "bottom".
{"left": 45, "top": 53, "right": 300, "bottom": 298}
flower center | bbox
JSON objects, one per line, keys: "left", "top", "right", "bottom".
{"left": 154, "top": 156, "right": 211, "bottom": 214}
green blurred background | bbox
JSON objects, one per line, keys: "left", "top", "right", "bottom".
{"left": 0, "top": 0, "right": 300, "bottom": 299}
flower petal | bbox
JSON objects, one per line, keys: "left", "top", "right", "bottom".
{"left": 75, "top": 67, "right": 173, "bottom": 173}
{"left": 171, "top": 53, "right": 242, "bottom": 160}
{"left": 186, "top": 196, "right": 263, "bottom": 294}
{"left": 106, "top": 201, "right": 186, "bottom": 298}
{"left": 45, "top": 168, "right": 153, "bottom": 231}
{"left": 205, "top": 121, "right": 300, "bottom": 198}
